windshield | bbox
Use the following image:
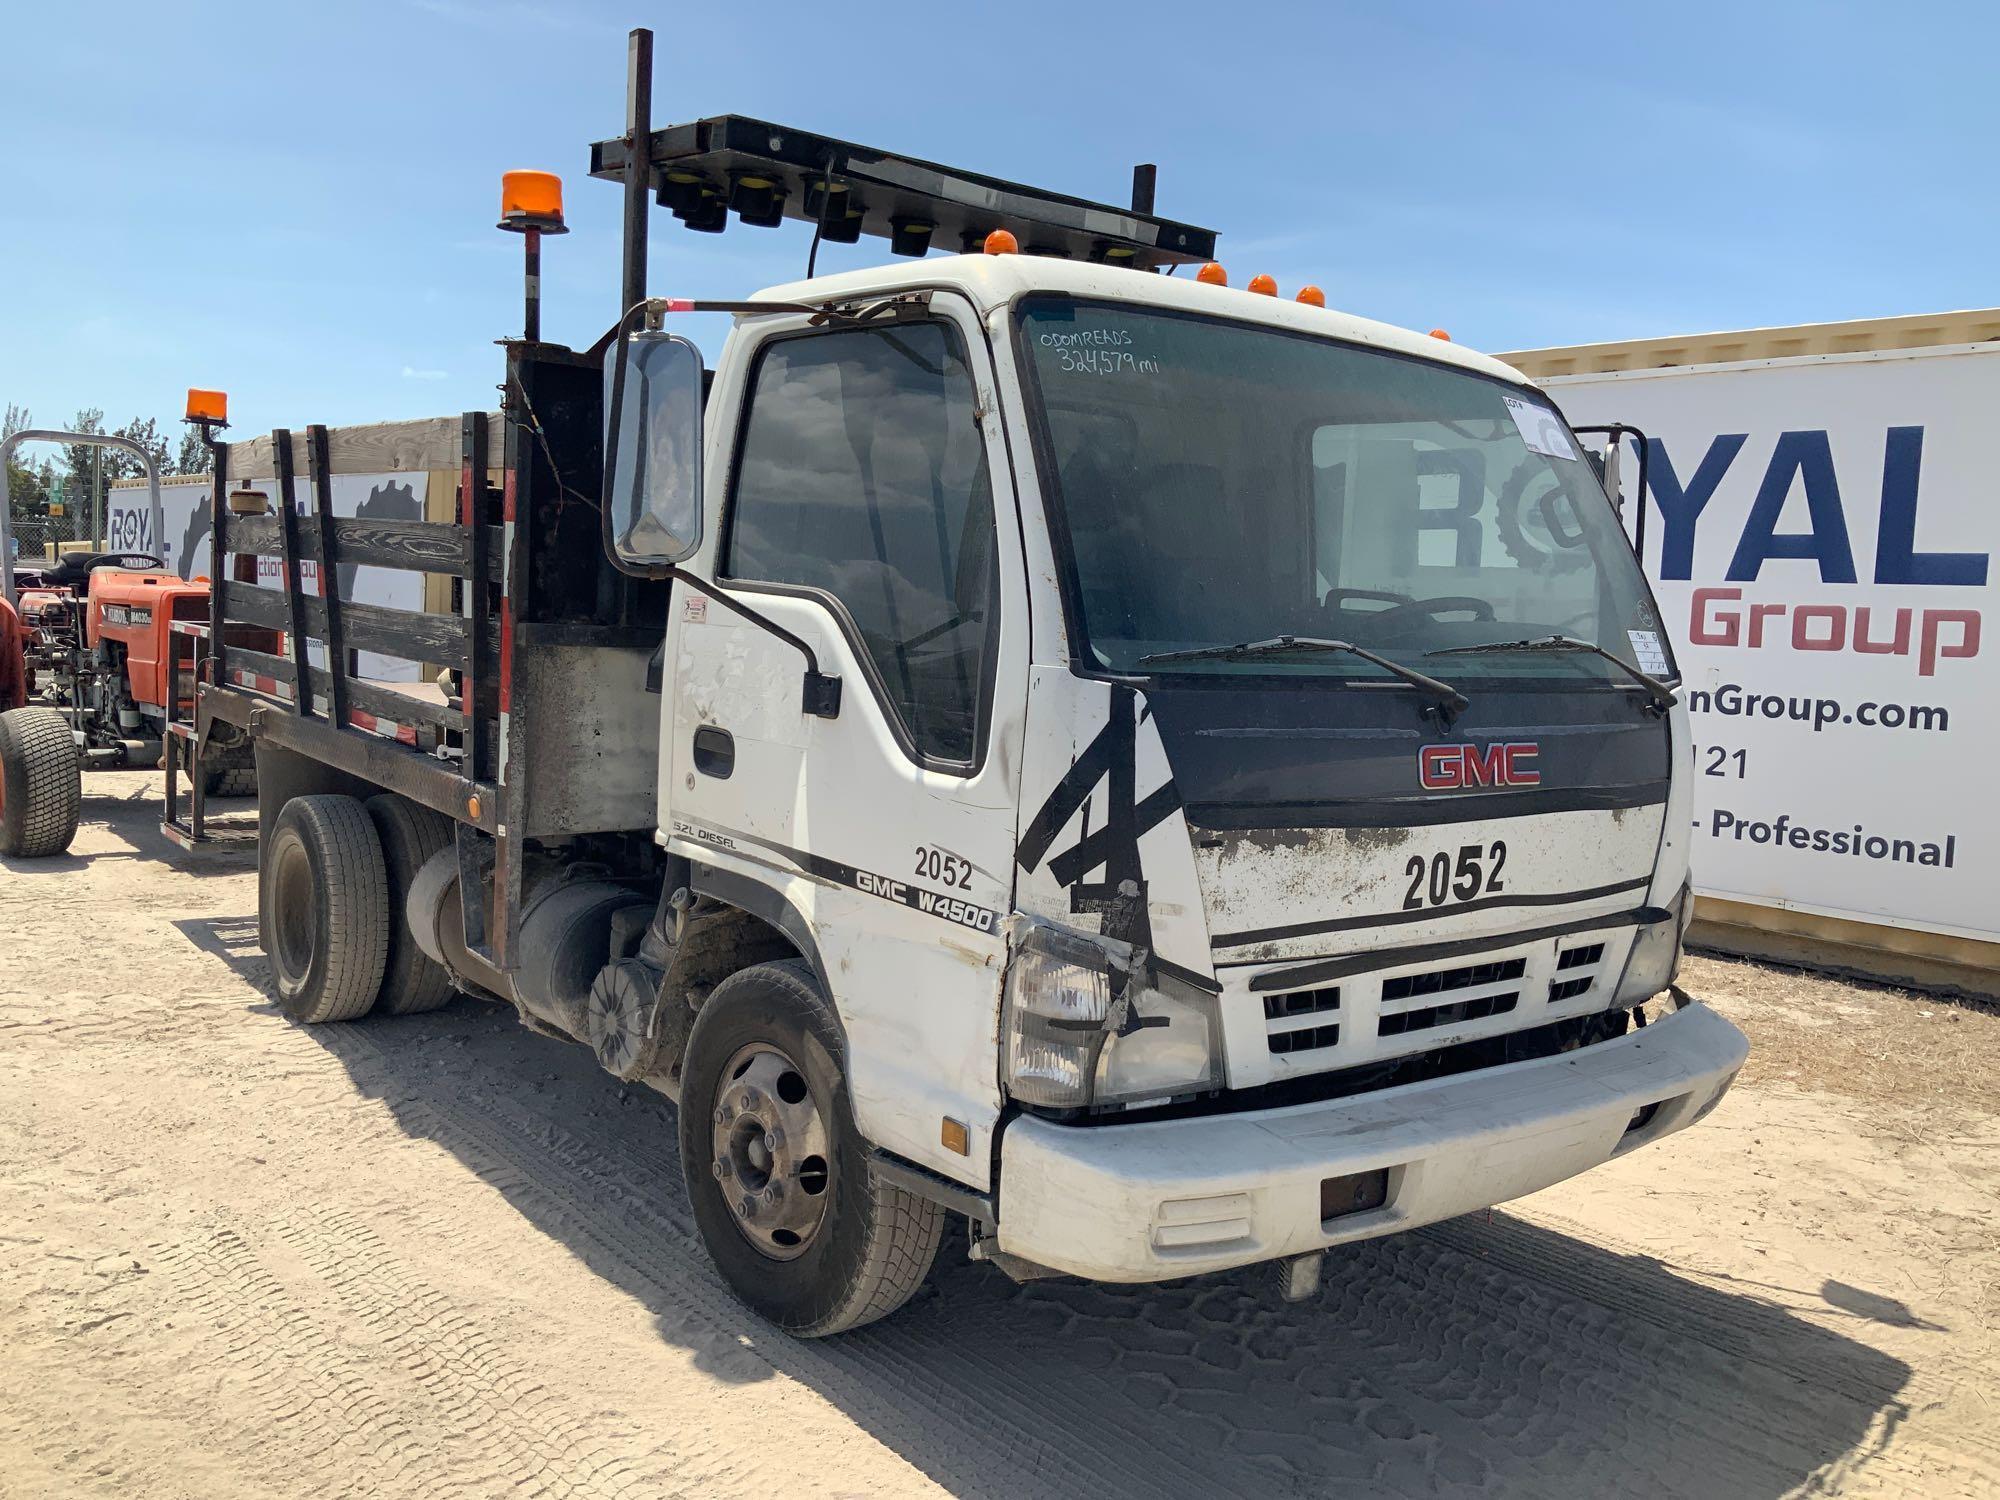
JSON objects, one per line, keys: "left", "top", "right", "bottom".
{"left": 1016, "top": 297, "right": 1674, "bottom": 685}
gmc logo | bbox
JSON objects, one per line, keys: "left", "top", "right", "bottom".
{"left": 1419, "top": 742, "right": 1541, "bottom": 790}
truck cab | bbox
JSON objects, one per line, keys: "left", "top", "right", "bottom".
{"left": 608, "top": 249, "right": 1746, "bottom": 1293}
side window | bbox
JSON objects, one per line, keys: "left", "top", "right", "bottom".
{"left": 725, "top": 321, "right": 999, "bottom": 765}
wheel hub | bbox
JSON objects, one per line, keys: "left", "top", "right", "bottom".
{"left": 270, "top": 837, "right": 316, "bottom": 984}
{"left": 710, "top": 1043, "right": 832, "bottom": 1261}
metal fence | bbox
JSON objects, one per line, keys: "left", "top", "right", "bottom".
{"left": 7, "top": 507, "right": 104, "bottom": 562}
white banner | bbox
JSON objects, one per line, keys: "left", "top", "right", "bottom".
{"left": 106, "top": 474, "right": 431, "bottom": 683}
{"left": 1543, "top": 346, "right": 1997, "bottom": 940}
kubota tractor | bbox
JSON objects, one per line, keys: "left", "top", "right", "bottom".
{"left": 1, "top": 552, "right": 267, "bottom": 858}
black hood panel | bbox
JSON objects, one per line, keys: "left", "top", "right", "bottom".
{"left": 1141, "top": 681, "right": 1671, "bottom": 831}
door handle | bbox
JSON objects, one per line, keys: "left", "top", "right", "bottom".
{"left": 692, "top": 724, "right": 735, "bottom": 779}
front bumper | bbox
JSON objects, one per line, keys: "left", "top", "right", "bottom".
{"left": 994, "top": 999, "right": 1747, "bottom": 1283}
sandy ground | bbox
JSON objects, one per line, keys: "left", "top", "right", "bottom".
{"left": 2, "top": 772, "right": 1997, "bottom": 1500}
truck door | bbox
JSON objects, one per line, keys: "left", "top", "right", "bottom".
{"left": 662, "top": 294, "right": 1026, "bottom": 1187}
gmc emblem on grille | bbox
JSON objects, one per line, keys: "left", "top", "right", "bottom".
{"left": 1419, "top": 742, "right": 1540, "bottom": 790}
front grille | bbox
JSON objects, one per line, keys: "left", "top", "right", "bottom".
{"left": 1270, "top": 1022, "right": 1340, "bottom": 1055}
{"left": 1381, "top": 957, "right": 1526, "bottom": 1002}
{"left": 1547, "top": 941, "right": 1612, "bottom": 1005}
{"left": 1248, "top": 926, "right": 1627, "bottom": 1081}
{"left": 1378, "top": 991, "right": 1518, "bottom": 1037}
{"left": 1264, "top": 985, "right": 1341, "bottom": 1055}
{"left": 1263, "top": 987, "right": 1339, "bottom": 1020}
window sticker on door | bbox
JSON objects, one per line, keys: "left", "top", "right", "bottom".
{"left": 1503, "top": 396, "right": 1578, "bottom": 461}
{"left": 1627, "top": 629, "right": 1669, "bottom": 675}
{"left": 683, "top": 594, "right": 707, "bottom": 623}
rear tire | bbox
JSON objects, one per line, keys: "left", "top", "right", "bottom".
{"left": 363, "top": 794, "right": 456, "bottom": 1016}
{"left": 0, "top": 707, "right": 81, "bottom": 858}
{"left": 262, "top": 795, "right": 388, "bottom": 1024}
{"left": 678, "top": 960, "right": 945, "bottom": 1336}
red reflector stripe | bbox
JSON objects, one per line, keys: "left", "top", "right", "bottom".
{"left": 498, "top": 597, "right": 514, "bottom": 713}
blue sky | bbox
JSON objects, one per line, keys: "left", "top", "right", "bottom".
{"left": 2, "top": 0, "right": 1992, "bottom": 448}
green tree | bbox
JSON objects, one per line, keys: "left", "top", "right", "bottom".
{"left": 4, "top": 404, "right": 50, "bottom": 522}
{"left": 62, "top": 408, "right": 107, "bottom": 535}
{"left": 174, "top": 426, "right": 213, "bottom": 476}
{"left": 112, "top": 415, "right": 171, "bottom": 481}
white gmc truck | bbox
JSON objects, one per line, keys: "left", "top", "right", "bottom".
{"left": 109, "top": 30, "right": 1746, "bottom": 1336}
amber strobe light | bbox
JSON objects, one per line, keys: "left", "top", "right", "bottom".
{"left": 184, "top": 388, "right": 228, "bottom": 425}
{"left": 1296, "top": 285, "right": 1326, "bottom": 307}
{"left": 497, "top": 171, "right": 567, "bottom": 344}
{"left": 1248, "top": 273, "right": 1277, "bottom": 296}
{"left": 1429, "top": 328, "right": 1452, "bottom": 341}
{"left": 983, "top": 228, "right": 1020, "bottom": 255}
{"left": 1196, "top": 262, "right": 1228, "bottom": 286}
{"left": 499, "top": 170, "right": 567, "bottom": 232}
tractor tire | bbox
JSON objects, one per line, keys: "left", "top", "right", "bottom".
{"left": 202, "top": 742, "right": 257, "bottom": 799}
{"left": 679, "top": 960, "right": 945, "bottom": 1336}
{"left": 0, "top": 707, "right": 81, "bottom": 859}
{"left": 364, "top": 794, "right": 456, "bottom": 1016}
{"left": 262, "top": 795, "right": 388, "bottom": 1024}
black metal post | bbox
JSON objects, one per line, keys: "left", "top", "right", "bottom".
{"left": 522, "top": 228, "right": 541, "bottom": 342}
{"left": 1131, "top": 163, "right": 1157, "bottom": 216}
{"left": 271, "top": 430, "right": 316, "bottom": 718}
{"left": 306, "top": 425, "right": 350, "bottom": 729}
{"left": 207, "top": 434, "right": 230, "bottom": 691}
{"left": 461, "top": 412, "right": 490, "bottom": 783}
{"left": 620, "top": 28, "right": 653, "bottom": 318}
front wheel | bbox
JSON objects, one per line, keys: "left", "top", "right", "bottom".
{"left": 0, "top": 707, "right": 81, "bottom": 858}
{"left": 678, "top": 960, "right": 944, "bottom": 1336}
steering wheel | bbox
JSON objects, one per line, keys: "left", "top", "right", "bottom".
{"left": 1496, "top": 455, "right": 1592, "bottom": 575}
{"left": 1368, "top": 595, "right": 1496, "bottom": 631}
{"left": 1323, "top": 586, "right": 1417, "bottom": 613}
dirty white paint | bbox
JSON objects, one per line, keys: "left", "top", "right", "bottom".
{"left": 1196, "top": 804, "right": 1667, "bottom": 969}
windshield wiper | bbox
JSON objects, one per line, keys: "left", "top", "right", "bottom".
{"left": 1424, "top": 635, "right": 1676, "bottom": 713}
{"left": 1138, "top": 636, "right": 1469, "bottom": 723}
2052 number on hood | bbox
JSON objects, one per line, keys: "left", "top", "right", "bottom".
{"left": 1403, "top": 841, "right": 1508, "bottom": 910}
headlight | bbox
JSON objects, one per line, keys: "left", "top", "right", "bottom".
{"left": 1002, "top": 919, "right": 1221, "bottom": 1111}
{"left": 1614, "top": 878, "right": 1691, "bottom": 1005}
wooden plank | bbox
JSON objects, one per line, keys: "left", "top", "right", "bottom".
{"left": 225, "top": 514, "right": 494, "bottom": 578}
{"left": 224, "top": 413, "right": 501, "bottom": 479}
{"left": 224, "top": 582, "right": 469, "bottom": 666}
{"left": 223, "top": 644, "right": 464, "bottom": 734}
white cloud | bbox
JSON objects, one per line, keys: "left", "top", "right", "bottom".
{"left": 401, "top": 365, "right": 448, "bottom": 381}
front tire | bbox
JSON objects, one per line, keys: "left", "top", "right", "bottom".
{"left": 262, "top": 795, "right": 388, "bottom": 1024}
{"left": 0, "top": 707, "right": 81, "bottom": 858}
{"left": 679, "top": 960, "right": 944, "bottom": 1336}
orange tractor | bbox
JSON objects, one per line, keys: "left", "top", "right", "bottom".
{"left": 2, "top": 422, "right": 264, "bottom": 858}
{"left": 2, "top": 553, "right": 262, "bottom": 857}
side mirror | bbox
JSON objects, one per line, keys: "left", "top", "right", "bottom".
{"left": 603, "top": 331, "right": 704, "bottom": 571}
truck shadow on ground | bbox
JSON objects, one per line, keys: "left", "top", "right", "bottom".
{"left": 178, "top": 915, "right": 1913, "bottom": 1500}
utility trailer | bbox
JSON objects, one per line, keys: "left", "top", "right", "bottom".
{"left": 192, "top": 28, "right": 1748, "bottom": 1336}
